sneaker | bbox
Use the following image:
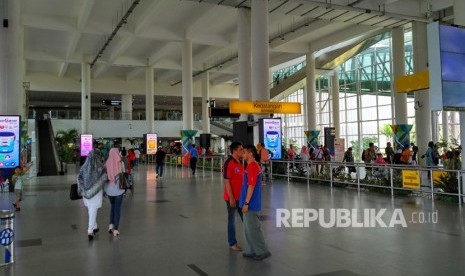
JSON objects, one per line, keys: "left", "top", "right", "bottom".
{"left": 113, "top": 229, "right": 120, "bottom": 237}
{"left": 108, "top": 224, "right": 114, "bottom": 233}
{"left": 230, "top": 244, "right": 243, "bottom": 251}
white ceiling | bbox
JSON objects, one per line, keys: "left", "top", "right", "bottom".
{"left": 19, "top": 0, "right": 454, "bottom": 107}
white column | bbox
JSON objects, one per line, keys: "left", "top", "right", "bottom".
{"left": 391, "top": 27, "right": 408, "bottom": 125}
{"left": 121, "top": 94, "right": 132, "bottom": 120}
{"left": 303, "top": 87, "right": 308, "bottom": 130}
{"left": 451, "top": 112, "right": 457, "bottom": 140}
{"left": 145, "top": 66, "right": 154, "bottom": 133}
{"left": 432, "top": 112, "right": 438, "bottom": 144}
{"left": 332, "top": 69, "right": 340, "bottom": 139}
{"left": 251, "top": 0, "right": 269, "bottom": 103}
{"left": 442, "top": 111, "right": 448, "bottom": 142}
{"left": 1, "top": 0, "right": 24, "bottom": 117}
{"left": 81, "top": 61, "right": 91, "bottom": 133}
{"left": 202, "top": 70, "right": 210, "bottom": 134}
{"left": 182, "top": 39, "right": 194, "bottom": 130}
{"left": 454, "top": 0, "right": 465, "bottom": 202}
{"left": 306, "top": 50, "right": 317, "bottom": 130}
{"left": 251, "top": 0, "right": 269, "bottom": 144}
{"left": 237, "top": 8, "right": 252, "bottom": 121}
{"left": 412, "top": 21, "right": 432, "bottom": 165}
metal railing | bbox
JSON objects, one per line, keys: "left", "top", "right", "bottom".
{"left": 143, "top": 154, "right": 225, "bottom": 172}
{"left": 269, "top": 159, "right": 465, "bottom": 205}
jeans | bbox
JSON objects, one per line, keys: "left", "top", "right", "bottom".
{"left": 156, "top": 163, "right": 164, "bottom": 177}
{"left": 226, "top": 200, "right": 243, "bottom": 246}
{"left": 190, "top": 157, "right": 197, "bottom": 174}
{"left": 243, "top": 212, "right": 270, "bottom": 256}
{"left": 109, "top": 194, "right": 124, "bottom": 230}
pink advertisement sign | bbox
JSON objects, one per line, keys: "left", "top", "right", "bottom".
{"left": 80, "top": 134, "right": 93, "bottom": 157}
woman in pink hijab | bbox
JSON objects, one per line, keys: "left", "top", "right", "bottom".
{"left": 104, "top": 148, "right": 126, "bottom": 237}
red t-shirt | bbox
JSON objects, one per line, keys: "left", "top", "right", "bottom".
{"left": 246, "top": 161, "right": 261, "bottom": 188}
{"left": 223, "top": 156, "right": 244, "bottom": 201}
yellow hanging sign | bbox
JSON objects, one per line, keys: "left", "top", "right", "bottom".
{"left": 229, "top": 101, "right": 301, "bottom": 114}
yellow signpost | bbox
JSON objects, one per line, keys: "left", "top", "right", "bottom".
{"left": 402, "top": 170, "right": 421, "bottom": 189}
{"left": 432, "top": 170, "right": 448, "bottom": 187}
{"left": 229, "top": 101, "right": 301, "bottom": 114}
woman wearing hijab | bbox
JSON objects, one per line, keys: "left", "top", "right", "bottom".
{"left": 105, "top": 148, "right": 126, "bottom": 237}
{"left": 77, "top": 149, "right": 107, "bottom": 240}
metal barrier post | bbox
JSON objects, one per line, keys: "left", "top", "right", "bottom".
{"left": 430, "top": 168, "right": 434, "bottom": 201}
{"left": 270, "top": 160, "right": 273, "bottom": 183}
{"left": 307, "top": 162, "right": 310, "bottom": 185}
{"left": 329, "top": 163, "right": 333, "bottom": 189}
{"left": 390, "top": 167, "right": 394, "bottom": 197}
{"left": 287, "top": 161, "right": 290, "bottom": 183}
{"left": 202, "top": 156, "right": 205, "bottom": 172}
{"left": 458, "top": 171, "right": 462, "bottom": 206}
{"left": 357, "top": 166, "right": 360, "bottom": 193}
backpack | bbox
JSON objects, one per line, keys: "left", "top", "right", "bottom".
{"left": 361, "top": 149, "right": 366, "bottom": 161}
{"left": 393, "top": 153, "right": 402, "bottom": 164}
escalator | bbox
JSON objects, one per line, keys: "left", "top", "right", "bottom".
{"left": 36, "top": 119, "right": 60, "bottom": 176}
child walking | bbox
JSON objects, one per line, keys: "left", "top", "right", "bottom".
{"left": 12, "top": 166, "right": 26, "bottom": 211}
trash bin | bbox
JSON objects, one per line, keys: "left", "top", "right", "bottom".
{"left": 0, "top": 210, "right": 14, "bottom": 266}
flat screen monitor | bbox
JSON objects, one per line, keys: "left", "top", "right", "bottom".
{"left": 0, "top": 115, "right": 21, "bottom": 169}
{"left": 80, "top": 134, "right": 93, "bottom": 157}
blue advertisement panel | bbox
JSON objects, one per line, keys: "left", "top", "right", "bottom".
{"left": 0, "top": 116, "right": 21, "bottom": 169}
{"left": 80, "top": 134, "right": 93, "bottom": 157}
{"left": 263, "top": 118, "right": 282, "bottom": 160}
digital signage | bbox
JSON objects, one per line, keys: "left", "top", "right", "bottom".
{"left": 145, "top": 134, "right": 157, "bottom": 155}
{"left": 260, "top": 118, "right": 282, "bottom": 160}
{"left": 80, "top": 134, "right": 93, "bottom": 157}
{"left": 0, "top": 116, "right": 21, "bottom": 169}
{"left": 428, "top": 22, "right": 465, "bottom": 111}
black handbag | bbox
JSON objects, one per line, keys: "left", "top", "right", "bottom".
{"left": 118, "top": 173, "right": 130, "bottom": 190}
{"left": 70, "top": 183, "right": 82, "bottom": 200}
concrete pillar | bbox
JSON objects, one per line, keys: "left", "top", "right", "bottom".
{"left": 332, "top": 69, "right": 340, "bottom": 139}
{"left": 442, "top": 111, "right": 448, "bottom": 143}
{"left": 0, "top": 0, "right": 25, "bottom": 117}
{"left": 453, "top": 0, "right": 465, "bottom": 201}
{"left": 412, "top": 21, "right": 432, "bottom": 165}
{"left": 391, "top": 27, "right": 408, "bottom": 125}
{"left": 121, "top": 94, "right": 132, "bottom": 120}
{"left": 81, "top": 61, "right": 91, "bottom": 134}
{"left": 303, "top": 87, "right": 308, "bottom": 130}
{"left": 182, "top": 39, "right": 194, "bottom": 130}
{"left": 109, "top": 106, "right": 115, "bottom": 120}
{"left": 251, "top": 0, "right": 269, "bottom": 144}
{"left": 145, "top": 66, "right": 154, "bottom": 133}
{"left": 202, "top": 70, "right": 210, "bottom": 134}
{"left": 306, "top": 50, "right": 317, "bottom": 130}
{"left": 237, "top": 8, "right": 252, "bottom": 121}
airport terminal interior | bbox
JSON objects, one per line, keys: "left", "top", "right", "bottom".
{"left": 1, "top": 0, "right": 465, "bottom": 275}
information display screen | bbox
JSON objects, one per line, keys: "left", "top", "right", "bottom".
{"left": 0, "top": 116, "right": 21, "bottom": 169}
{"left": 80, "top": 134, "right": 93, "bottom": 157}
{"left": 146, "top": 134, "right": 158, "bottom": 155}
{"left": 262, "top": 118, "right": 282, "bottom": 160}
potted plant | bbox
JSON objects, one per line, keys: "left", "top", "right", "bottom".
{"left": 55, "top": 129, "right": 79, "bottom": 175}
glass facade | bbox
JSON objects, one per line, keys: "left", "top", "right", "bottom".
{"left": 277, "top": 30, "right": 420, "bottom": 160}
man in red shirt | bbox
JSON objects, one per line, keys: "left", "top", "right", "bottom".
{"left": 240, "top": 145, "right": 271, "bottom": 260}
{"left": 223, "top": 141, "right": 244, "bottom": 251}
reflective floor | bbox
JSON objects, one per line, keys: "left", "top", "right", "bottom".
{"left": 1, "top": 164, "right": 464, "bottom": 276}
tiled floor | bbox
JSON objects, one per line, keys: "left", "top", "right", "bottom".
{"left": 0, "top": 164, "right": 464, "bottom": 275}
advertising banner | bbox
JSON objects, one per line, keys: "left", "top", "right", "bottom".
{"left": 402, "top": 170, "right": 421, "bottom": 189}
{"left": 305, "top": 130, "right": 320, "bottom": 149}
{"left": 324, "top": 127, "right": 336, "bottom": 156}
{"left": 0, "top": 116, "right": 21, "bottom": 169}
{"left": 334, "top": 138, "right": 345, "bottom": 162}
{"left": 80, "top": 134, "right": 93, "bottom": 157}
{"left": 146, "top": 134, "right": 158, "bottom": 155}
{"left": 261, "top": 118, "right": 282, "bottom": 160}
{"left": 391, "top": 124, "right": 413, "bottom": 149}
